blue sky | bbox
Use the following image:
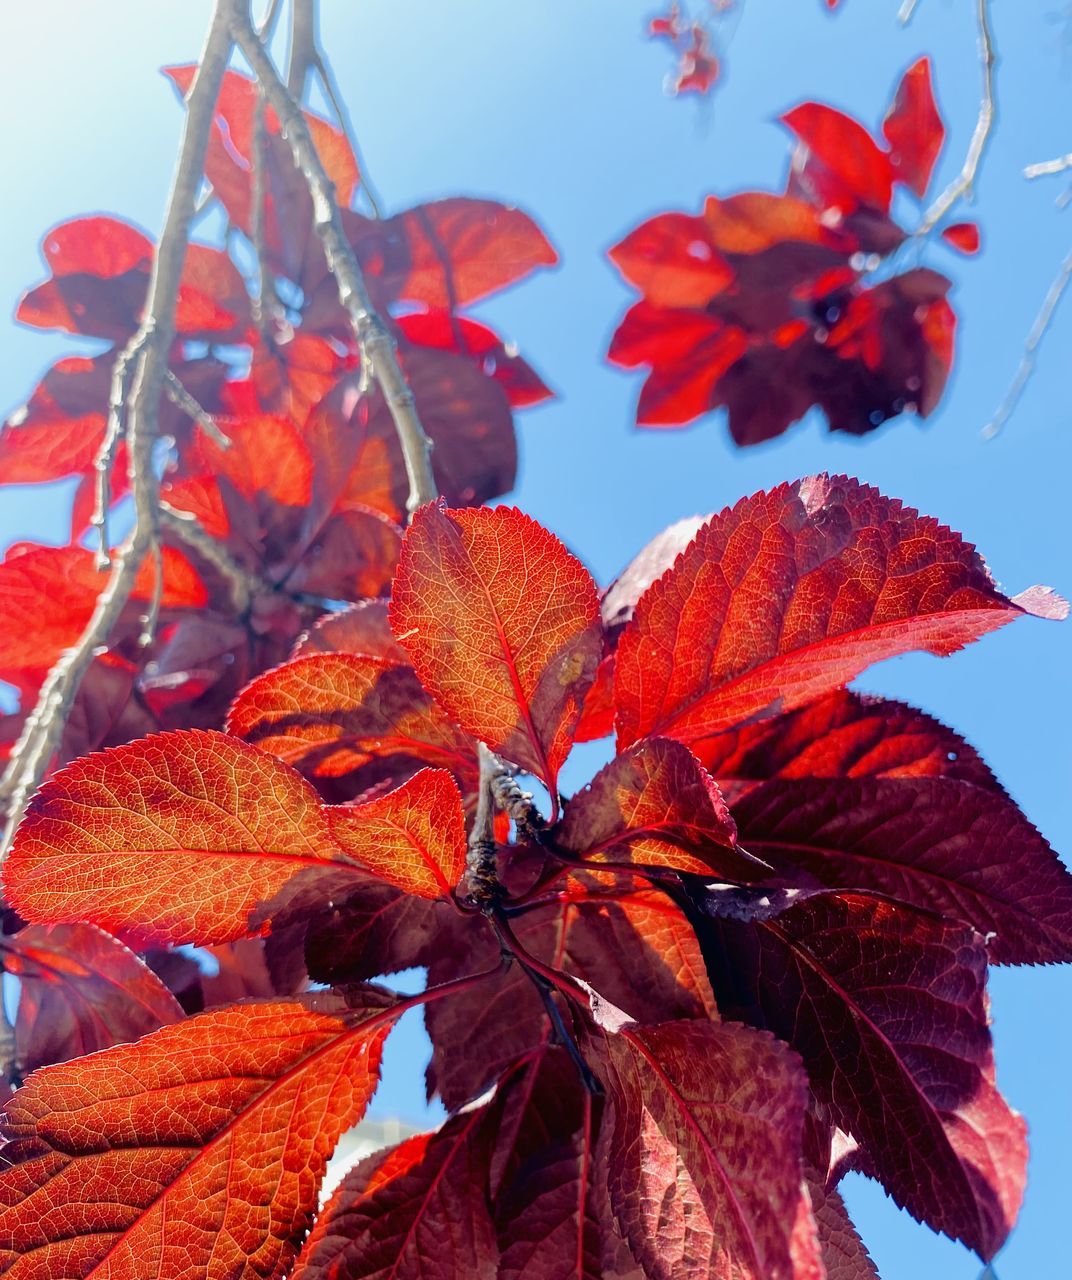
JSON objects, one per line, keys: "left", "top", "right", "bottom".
{"left": 1, "top": 2, "right": 1069, "bottom": 1276}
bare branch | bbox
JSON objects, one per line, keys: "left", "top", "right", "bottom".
{"left": 1024, "top": 153, "right": 1072, "bottom": 181}
{"left": 983, "top": 250, "right": 1072, "bottom": 440}
{"left": 917, "top": 0, "right": 996, "bottom": 236}
{"left": 250, "top": 89, "right": 282, "bottom": 344}
{"left": 897, "top": 0, "right": 920, "bottom": 25}
{"left": 463, "top": 743, "right": 502, "bottom": 909}
{"left": 91, "top": 328, "right": 151, "bottom": 567}
{"left": 232, "top": 12, "right": 438, "bottom": 513}
{"left": 312, "top": 51, "right": 384, "bottom": 219}
{"left": 0, "top": 0, "right": 238, "bottom": 861}
{"left": 257, "top": 0, "right": 285, "bottom": 40}
{"left": 163, "top": 369, "right": 232, "bottom": 449}
{"left": 286, "top": 0, "right": 316, "bottom": 98}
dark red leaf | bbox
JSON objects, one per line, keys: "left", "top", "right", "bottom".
{"left": 0, "top": 995, "right": 393, "bottom": 1279}
{"left": 729, "top": 773, "right": 1072, "bottom": 964}
{"left": 697, "top": 689, "right": 1003, "bottom": 796}
{"left": 805, "top": 1174, "right": 879, "bottom": 1280}
{"left": 883, "top": 57, "right": 945, "bottom": 198}
{"left": 692, "top": 890, "right": 1027, "bottom": 1259}
{"left": 291, "top": 600, "right": 407, "bottom": 664}
{"left": 557, "top": 737, "right": 754, "bottom": 877}
{"left": 396, "top": 309, "right": 554, "bottom": 408}
{"left": 613, "top": 475, "right": 1066, "bottom": 751}
{"left": 1, "top": 922, "right": 183, "bottom": 1075}
{"left": 291, "top": 1107, "right": 499, "bottom": 1279}
{"left": 588, "top": 1016, "right": 819, "bottom": 1280}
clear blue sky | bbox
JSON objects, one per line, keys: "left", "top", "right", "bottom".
{"left": 1, "top": 3, "right": 1069, "bottom": 1276}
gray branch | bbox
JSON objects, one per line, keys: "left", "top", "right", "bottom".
{"left": 231, "top": 11, "right": 437, "bottom": 514}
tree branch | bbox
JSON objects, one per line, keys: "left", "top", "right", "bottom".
{"left": 159, "top": 504, "right": 264, "bottom": 614}
{"left": 286, "top": 0, "right": 317, "bottom": 98}
{"left": 312, "top": 50, "right": 384, "bottom": 219}
{"left": 982, "top": 250, "right": 1072, "bottom": 440}
{"left": 231, "top": 12, "right": 438, "bottom": 514}
{"left": 1025, "top": 153, "right": 1072, "bottom": 182}
{"left": 0, "top": 0, "right": 238, "bottom": 860}
{"left": 917, "top": 0, "right": 996, "bottom": 236}
{"left": 164, "top": 369, "right": 232, "bottom": 449}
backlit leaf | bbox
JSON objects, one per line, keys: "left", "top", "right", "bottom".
{"left": 692, "top": 890, "right": 1027, "bottom": 1259}
{"left": 291, "top": 1107, "right": 498, "bottom": 1279}
{"left": 557, "top": 737, "right": 754, "bottom": 878}
{"left": 391, "top": 504, "right": 601, "bottom": 797}
{"left": 883, "top": 57, "right": 945, "bottom": 198}
{"left": 325, "top": 768, "right": 467, "bottom": 900}
{"left": 588, "top": 1017, "right": 818, "bottom": 1280}
{"left": 4, "top": 729, "right": 367, "bottom": 945}
{"left": 614, "top": 476, "right": 1065, "bottom": 750}
{"left": 0, "top": 996, "right": 393, "bottom": 1279}
{"left": 1, "top": 922, "right": 183, "bottom": 1075}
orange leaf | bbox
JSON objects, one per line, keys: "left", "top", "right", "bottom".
{"left": 4, "top": 729, "right": 372, "bottom": 945}
{"left": 227, "top": 652, "right": 476, "bottom": 782}
{"left": 391, "top": 505, "right": 601, "bottom": 796}
{"left": 325, "top": 768, "right": 467, "bottom": 899}
{"left": 0, "top": 996, "right": 394, "bottom": 1279}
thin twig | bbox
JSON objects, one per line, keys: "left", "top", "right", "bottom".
{"left": 983, "top": 250, "right": 1072, "bottom": 440}
{"left": 139, "top": 539, "right": 165, "bottom": 649}
{"left": 159, "top": 504, "right": 263, "bottom": 614}
{"left": 917, "top": 0, "right": 996, "bottom": 236}
{"left": 1024, "top": 153, "right": 1072, "bottom": 181}
{"left": 164, "top": 369, "right": 232, "bottom": 449}
{"left": 257, "top": 0, "right": 285, "bottom": 39}
{"left": 897, "top": 0, "right": 920, "bottom": 25}
{"left": 232, "top": 12, "right": 437, "bottom": 514}
{"left": 92, "top": 330, "right": 150, "bottom": 566}
{"left": 0, "top": 0, "right": 238, "bottom": 861}
{"left": 286, "top": 0, "right": 317, "bottom": 98}
{"left": 463, "top": 742, "right": 502, "bottom": 908}
{"left": 312, "top": 51, "right": 384, "bottom": 219}
{"left": 250, "top": 89, "right": 281, "bottom": 345}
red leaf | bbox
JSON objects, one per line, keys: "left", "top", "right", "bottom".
{"left": 349, "top": 197, "right": 558, "bottom": 309}
{"left": 613, "top": 475, "right": 1066, "bottom": 750}
{"left": 396, "top": 309, "right": 554, "bottom": 408}
{"left": 608, "top": 214, "right": 733, "bottom": 308}
{"left": 703, "top": 193, "right": 834, "bottom": 253}
{"left": 16, "top": 217, "right": 152, "bottom": 339}
{"left": 588, "top": 1017, "right": 819, "bottom": 1280}
{"left": 227, "top": 652, "right": 475, "bottom": 782}
{"left": 0, "top": 543, "right": 207, "bottom": 689}
{"left": 558, "top": 737, "right": 755, "bottom": 878}
{"left": 4, "top": 729, "right": 373, "bottom": 945}
{"left": 574, "top": 652, "right": 617, "bottom": 742}
{"left": 303, "top": 879, "right": 450, "bottom": 984}
{"left": 694, "top": 891, "right": 1027, "bottom": 1259}
{"left": 883, "top": 57, "right": 945, "bottom": 198}
{"left": 698, "top": 689, "right": 1004, "bottom": 796}
{"left": 164, "top": 66, "right": 358, "bottom": 279}
{"left": 672, "top": 34, "right": 720, "bottom": 97}
{"left": 291, "top": 600, "right": 394, "bottom": 658}
{"left": 728, "top": 774, "right": 1072, "bottom": 964}
{"left": 192, "top": 413, "right": 313, "bottom": 509}
{"left": 942, "top": 221, "right": 981, "bottom": 254}
{"left": 0, "top": 995, "right": 393, "bottom": 1279}
{"left": 291, "top": 1108, "right": 498, "bottom": 1279}
{"left": 1, "top": 922, "right": 183, "bottom": 1074}
{"left": 783, "top": 104, "right": 894, "bottom": 213}
{"left": 805, "top": 1176, "right": 879, "bottom": 1280}
{"left": 496, "top": 1077, "right": 603, "bottom": 1280}
{"left": 324, "top": 768, "right": 467, "bottom": 899}
{"left": 391, "top": 504, "right": 601, "bottom": 797}
{"left": 282, "top": 505, "right": 403, "bottom": 603}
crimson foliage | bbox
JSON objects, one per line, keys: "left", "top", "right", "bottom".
{"left": 0, "top": 31, "right": 1066, "bottom": 1280}
{"left": 607, "top": 57, "right": 980, "bottom": 444}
